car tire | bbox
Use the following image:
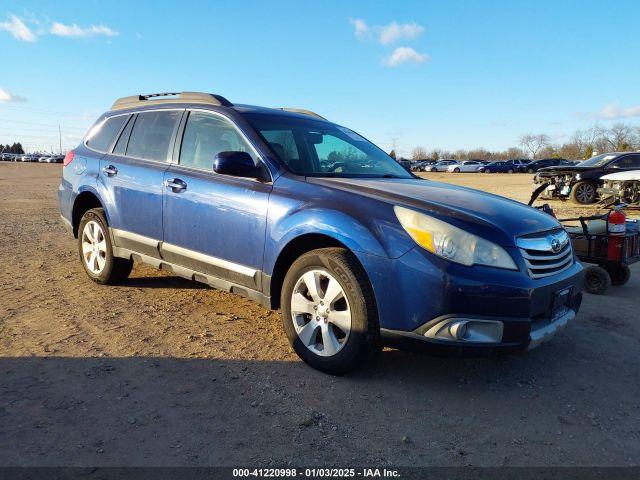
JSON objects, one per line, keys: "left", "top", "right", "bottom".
{"left": 78, "top": 208, "right": 133, "bottom": 285}
{"left": 507, "top": 169, "right": 514, "bottom": 174}
{"left": 454, "top": 167, "right": 460, "bottom": 173}
{"left": 606, "top": 264, "right": 631, "bottom": 286}
{"left": 570, "top": 181, "right": 598, "bottom": 204}
{"left": 527, "top": 168, "right": 534, "bottom": 173}
{"left": 280, "top": 247, "right": 380, "bottom": 375}
{"left": 583, "top": 265, "right": 611, "bottom": 295}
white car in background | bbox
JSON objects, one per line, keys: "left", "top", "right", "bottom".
{"left": 424, "top": 159, "right": 458, "bottom": 172}
{"left": 447, "top": 160, "right": 483, "bottom": 173}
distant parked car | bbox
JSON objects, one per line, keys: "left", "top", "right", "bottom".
{"left": 38, "top": 156, "right": 50, "bottom": 163}
{"left": 411, "top": 160, "right": 436, "bottom": 172}
{"left": 47, "top": 155, "right": 64, "bottom": 163}
{"left": 447, "top": 160, "right": 483, "bottom": 173}
{"left": 478, "top": 159, "right": 530, "bottom": 173}
{"left": 424, "top": 160, "right": 457, "bottom": 172}
{"left": 518, "top": 158, "right": 570, "bottom": 173}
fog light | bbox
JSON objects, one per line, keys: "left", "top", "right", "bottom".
{"left": 448, "top": 321, "right": 468, "bottom": 340}
{"left": 424, "top": 318, "right": 503, "bottom": 343}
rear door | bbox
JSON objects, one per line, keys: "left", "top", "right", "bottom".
{"left": 99, "top": 109, "right": 182, "bottom": 258}
{"left": 161, "top": 110, "right": 271, "bottom": 290}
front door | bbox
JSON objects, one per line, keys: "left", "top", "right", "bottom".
{"left": 161, "top": 110, "right": 271, "bottom": 290}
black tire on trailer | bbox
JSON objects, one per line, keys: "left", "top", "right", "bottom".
{"left": 606, "top": 264, "right": 631, "bottom": 286}
{"left": 583, "top": 265, "right": 611, "bottom": 295}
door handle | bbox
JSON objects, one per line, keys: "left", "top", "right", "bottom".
{"left": 103, "top": 165, "right": 118, "bottom": 176}
{"left": 164, "top": 178, "right": 187, "bottom": 192}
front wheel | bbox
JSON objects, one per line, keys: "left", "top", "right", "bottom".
{"left": 570, "top": 181, "right": 597, "bottom": 204}
{"left": 78, "top": 208, "right": 133, "bottom": 285}
{"left": 453, "top": 167, "right": 460, "bottom": 173}
{"left": 281, "top": 248, "right": 380, "bottom": 374}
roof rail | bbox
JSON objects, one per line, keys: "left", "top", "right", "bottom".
{"left": 111, "top": 91, "right": 233, "bottom": 110}
{"left": 275, "top": 108, "right": 326, "bottom": 120}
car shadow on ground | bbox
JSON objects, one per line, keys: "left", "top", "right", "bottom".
{"left": 1, "top": 322, "right": 636, "bottom": 467}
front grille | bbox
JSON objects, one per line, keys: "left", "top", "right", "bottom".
{"left": 517, "top": 229, "right": 574, "bottom": 279}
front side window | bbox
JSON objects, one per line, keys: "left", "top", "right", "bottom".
{"left": 126, "top": 110, "right": 181, "bottom": 162}
{"left": 179, "top": 111, "right": 255, "bottom": 170}
{"left": 245, "top": 113, "right": 412, "bottom": 178}
{"left": 85, "top": 115, "right": 129, "bottom": 153}
{"left": 610, "top": 155, "right": 640, "bottom": 169}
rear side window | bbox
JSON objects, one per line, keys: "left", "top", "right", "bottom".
{"left": 85, "top": 115, "right": 129, "bottom": 153}
{"left": 126, "top": 110, "right": 181, "bottom": 162}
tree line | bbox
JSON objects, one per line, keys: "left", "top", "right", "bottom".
{"left": 0, "top": 143, "right": 25, "bottom": 154}
{"left": 408, "top": 122, "right": 640, "bottom": 161}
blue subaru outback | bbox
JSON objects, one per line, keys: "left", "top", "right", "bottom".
{"left": 59, "top": 92, "right": 584, "bottom": 374}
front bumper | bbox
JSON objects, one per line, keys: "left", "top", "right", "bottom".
{"left": 361, "top": 246, "right": 584, "bottom": 354}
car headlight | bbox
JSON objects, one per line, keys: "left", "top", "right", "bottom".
{"left": 394, "top": 206, "right": 518, "bottom": 270}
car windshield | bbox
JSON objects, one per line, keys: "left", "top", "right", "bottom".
{"left": 245, "top": 113, "right": 413, "bottom": 178}
{"left": 578, "top": 154, "right": 618, "bottom": 167}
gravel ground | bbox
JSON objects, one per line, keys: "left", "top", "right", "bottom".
{"left": 1, "top": 163, "right": 639, "bottom": 467}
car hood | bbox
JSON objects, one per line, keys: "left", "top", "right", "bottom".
{"left": 601, "top": 170, "right": 640, "bottom": 181}
{"left": 308, "top": 177, "right": 561, "bottom": 246}
{"left": 536, "top": 165, "right": 593, "bottom": 175}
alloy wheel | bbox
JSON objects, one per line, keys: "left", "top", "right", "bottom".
{"left": 575, "top": 183, "right": 595, "bottom": 203}
{"left": 290, "top": 269, "right": 351, "bottom": 357}
{"left": 81, "top": 220, "right": 107, "bottom": 274}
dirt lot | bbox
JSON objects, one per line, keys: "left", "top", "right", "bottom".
{"left": 1, "top": 163, "right": 639, "bottom": 467}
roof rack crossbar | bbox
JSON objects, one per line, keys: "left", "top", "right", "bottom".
{"left": 111, "top": 91, "right": 233, "bottom": 110}
{"left": 275, "top": 108, "right": 326, "bottom": 120}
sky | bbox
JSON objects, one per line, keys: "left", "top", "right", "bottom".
{"left": 1, "top": 0, "right": 639, "bottom": 155}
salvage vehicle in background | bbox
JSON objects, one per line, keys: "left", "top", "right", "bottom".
{"left": 534, "top": 152, "right": 640, "bottom": 204}
{"left": 58, "top": 91, "right": 584, "bottom": 374}
{"left": 598, "top": 170, "right": 640, "bottom": 206}
{"left": 447, "top": 160, "right": 483, "bottom": 173}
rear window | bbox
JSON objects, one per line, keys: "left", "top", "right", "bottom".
{"left": 85, "top": 115, "right": 129, "bottom": 153}
{"left": 126, "top": 110, "right": 181, "bottom": 162}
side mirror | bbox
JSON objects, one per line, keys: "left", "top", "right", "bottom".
{"left": 213, "top": 151, "right": 261, "bottom": 178}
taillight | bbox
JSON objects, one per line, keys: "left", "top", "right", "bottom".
{"left": 63, "top": 150, "right": 75, "bottom": 167}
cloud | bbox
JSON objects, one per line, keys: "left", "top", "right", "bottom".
{"left": 596, "top": 102, "right": 640, "bottom": 120}
{"left": 50, "top": 22, "right": 118, "bottom": 38}
{"left": 349, "top": 18, "right": 368, "bottom": 38}
{"left": 376, "top": 21, "right": 424, "bottom": 45}
{"left": 0, "top": 15, "right": 37, "bottom": 42}
{"left": 0, "top": 87, "right": 27, "bottom": 102}
{"left": 382, "top": 47, "right": 430, "bottom": 67}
